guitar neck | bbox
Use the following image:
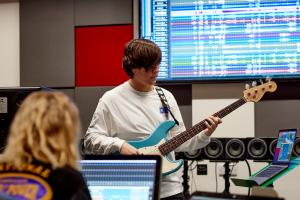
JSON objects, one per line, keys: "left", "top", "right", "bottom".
{"left": 158, "top": 97, "right": 247, "bottom": 156}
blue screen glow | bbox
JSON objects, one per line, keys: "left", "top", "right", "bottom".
{"left": 140, "top": 0, "right": 300, "bottom": 81}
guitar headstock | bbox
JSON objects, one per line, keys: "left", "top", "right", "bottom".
{"left": 243, "top": 80, "right": 277, "bottom": 102}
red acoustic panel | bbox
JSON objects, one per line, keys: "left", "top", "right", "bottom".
{"left": 75, "top": 25, "right": 133, "bottom": 86}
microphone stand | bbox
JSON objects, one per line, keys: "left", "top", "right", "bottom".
{"left": 223, "top": 161, "right": 231, "bottom": 194}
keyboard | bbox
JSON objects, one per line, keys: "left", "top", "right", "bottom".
{"left": 255, "top": 165, "right": 286, "bottom": 177}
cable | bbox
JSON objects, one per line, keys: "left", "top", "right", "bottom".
{"left": 215, "top": 162, "right": 218, "bottom": 192}
{"left": 245, "top": 159, "right": 252, "bottom": 197}
{"left": 188, "top": 160, "right": 198, "bottom": 192}
{"left": 188, "top": 160, "right": 197, "bottom": 171}
{"left": 229, "top": 162, "right": 237, "bottom": 176}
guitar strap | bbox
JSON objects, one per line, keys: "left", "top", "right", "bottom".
{"left": 155, "top": 86, "right": 179, "bottom": 126}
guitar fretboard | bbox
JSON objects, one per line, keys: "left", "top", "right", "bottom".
{"left": 158, "top": 97, "right": 247, "bottom": 156}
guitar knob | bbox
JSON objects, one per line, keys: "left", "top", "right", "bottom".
{"left": 252, "top": 81, "right": 257, "bottom": 87}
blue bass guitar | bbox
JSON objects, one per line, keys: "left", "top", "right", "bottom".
{"left": 126, "top": 81, "right": 277, "bottom": 176}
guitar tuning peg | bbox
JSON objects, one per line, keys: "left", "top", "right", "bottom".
{"left": 252, "top": 81, "right": 257, "bottom": 87}
{"left": 245, "top": 83, "right": 250, "bottom": 90}
{"left": 265, "top": 77, "right": 271, "bottom": 82}
{"left": 259, "top": 79, "right": 264, "bottom": 85}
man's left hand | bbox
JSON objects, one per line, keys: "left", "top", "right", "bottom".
{"left": 204, "top": 116, "right": 222, "bottom": 136}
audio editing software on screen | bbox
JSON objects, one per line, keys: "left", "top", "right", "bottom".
{"left": 80, "top": 159, "right": 159, "bottom": 200}
{"left": 141, "top": 0, "right": 300, "bottom": 81}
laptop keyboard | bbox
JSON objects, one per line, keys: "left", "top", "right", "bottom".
{"left": 255, "top": 165, "right": 286, "bottom": 177}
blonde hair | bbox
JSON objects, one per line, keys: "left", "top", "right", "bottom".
{"left": 0, "top": 91, "right": 81, "bottom": 170}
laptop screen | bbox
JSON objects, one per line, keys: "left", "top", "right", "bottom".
{"left": 79, "top": 155, "right": 161, "bottom": 200}
{"left": 273, "top": 129, "right": 297, "bottom": 164}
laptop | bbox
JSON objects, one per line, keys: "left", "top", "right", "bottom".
{"left": 79, "top": 155, "right": 161, "bottom": 200}
{"left": 249, "top": 128, "right": 297, "bottom": 185}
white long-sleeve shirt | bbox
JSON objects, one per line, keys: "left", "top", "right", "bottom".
{"left": 84, "top": 81, "right": 210, "bottom": 198}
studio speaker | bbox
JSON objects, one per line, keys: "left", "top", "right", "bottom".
{"left": 246, "top": 137, "right": 277, "bottom": 161}
{"left": 269, "top": 138, "right": 278, "bottom": 158}
{"left": 203, "top": 138, "right": 225, "bottom": 160}
{"left": 202, "top": 138, "right": 246, "bottom": 161}
{"left": 175, "top": 138, "right": 225, "bottom": 161}
{"left": 176, "top": 138, "right": 247, "bottom": 161}
{"left": 224, "top": 138, "right": 246, "bottom": 160}
{"left": 293, "top": 137, "right": 300, "bottom": 157}
{"left": 176, "top": 149, "right": 203, "bottom": 160}
{"left": 176, "top": 137, "right": 291, "bottom": 162}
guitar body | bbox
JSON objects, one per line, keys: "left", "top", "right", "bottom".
{"left": 127, "top": 120, "right": 184, "bottom": 176}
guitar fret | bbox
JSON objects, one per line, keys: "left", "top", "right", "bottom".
{"left": 159, "top": 98, "right": 247, "bottom": 155}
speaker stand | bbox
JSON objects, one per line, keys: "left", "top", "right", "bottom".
{"left": 182, "top": 160, "right": 190, "bottom": 198}
{"left": 223, "top": 161, "right": 231, "bottom": 194}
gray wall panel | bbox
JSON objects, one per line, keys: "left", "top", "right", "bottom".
{"left": 192, "top": 83, "right": 246, "bottom": 99}
{"left": 179, "top": 105, "right": 192, "bottom": 129}
{"left": 255, "top": 100, "right": 300, "bottom": 137}
{"left": 75, "top": 87, "right": 114, "bottom": 133}
{"left": 158, "top": 84, "right": 192, "bottom": 128}
{"left": 20, "top": 0, "right": 74, "bottom": 87}
{"left": 75, "top": 0, "right": 133, "bottom": 26}
{"left": 158, "top": 84, "right": 192, "bottom": 105}
{"left": 54, "top": 88, "right": 75, "bottom": 101}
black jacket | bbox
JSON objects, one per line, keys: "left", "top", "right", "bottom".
{"left": 0, "top": 161, "right": 91, "bottom": 200}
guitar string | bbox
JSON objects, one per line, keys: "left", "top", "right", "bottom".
{"left": 158, "top": 97, "right": 247, "bottom": 155}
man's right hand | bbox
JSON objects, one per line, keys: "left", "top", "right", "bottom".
{"left": 120, "top": 142, "right": 140, "bottom": 155}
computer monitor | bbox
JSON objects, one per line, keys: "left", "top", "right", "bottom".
{"left": 140, "top": 0, "right": 300, "bottom": 82}
{"left": 80, "top": 155, "right": 162, "bottom": 200}
{"left": 0, "top": 87, "right": 41, "bottom": 151}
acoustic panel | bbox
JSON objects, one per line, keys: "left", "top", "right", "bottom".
{"left": 192, "top": 99, "right": 255, "bottom": 138}
{"left": 74, "top": 0, "right": 132, "bottom": 26}
{"left": 75, "top": 25, "right": 133, "bottom": 86}
{"left": 158, "top": 84, "right": 192, "bottom": 105}
{"left": 20, "top": 0, "right": 74, "bottom": 87}
{"left": 75, "top": 87, "right": 114, "bottom": 133}
{"left": 255, "top": 100, "right": 300, "bottom": 137}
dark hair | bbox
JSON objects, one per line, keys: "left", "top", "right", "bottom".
{"left": 122, "top": 39, "right": 162, "bottom": 78}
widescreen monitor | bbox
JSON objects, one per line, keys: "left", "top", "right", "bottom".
{"left": 140, "top": 0, "right": 300, "bottom": 82}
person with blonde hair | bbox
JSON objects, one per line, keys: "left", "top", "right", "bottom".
{"left": 0, "top": 91, "right": 91, "bottom": 200}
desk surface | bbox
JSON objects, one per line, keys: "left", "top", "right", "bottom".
{"left": 259, "top": 156, "right": 300, "bottom": 188}
{"left": 231, "top": 157, "right": 300, "bottom": 188}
